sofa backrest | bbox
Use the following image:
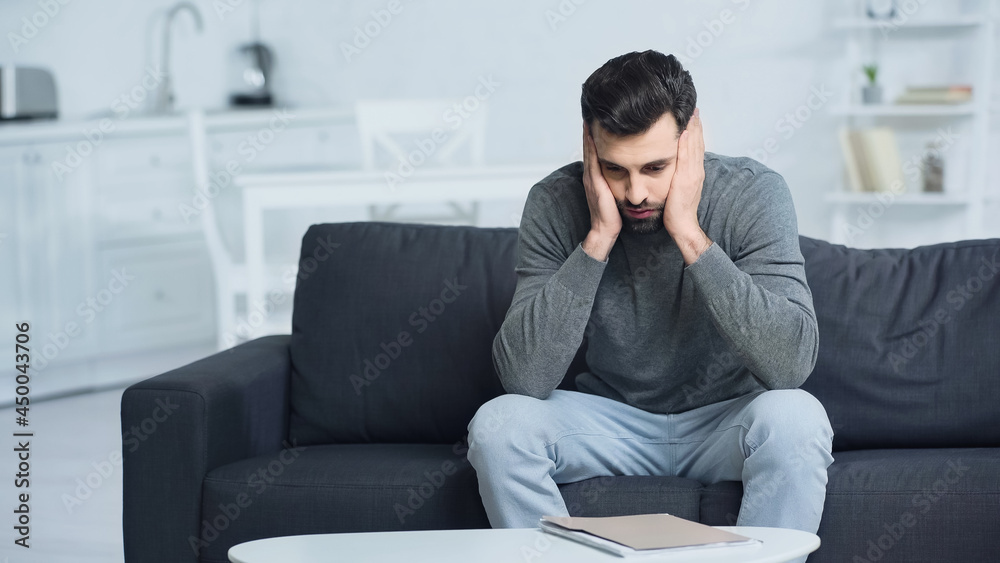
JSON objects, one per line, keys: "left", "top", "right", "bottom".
{"left": 289, "top": 222, "right": 521, "bottom": 445}
{"left": 799, "top": 236, "right": 1000, "bottom": 450}
{"left": 288, "top": 222, "right": 1000, "bottom": 449}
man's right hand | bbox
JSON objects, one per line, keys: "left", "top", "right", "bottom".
{"left": 582, "top": 121, "right": 621, "bottom": 262}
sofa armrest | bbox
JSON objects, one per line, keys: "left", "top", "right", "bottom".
{"left": 121, "top": 334, "right": 291, "bottom": 563}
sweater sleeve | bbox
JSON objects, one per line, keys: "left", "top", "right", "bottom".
{"left": 683, "top": 170, "right": 819, "bottom": 389}
{"left": 492, "top": 183, "right": 608, "bottom": 398}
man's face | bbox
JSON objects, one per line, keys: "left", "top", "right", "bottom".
{"left": 590, "top": 112, "right": 681, "bottom": 235}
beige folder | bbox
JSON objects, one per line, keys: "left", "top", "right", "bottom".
{"left": 541, "top": 513, "right": 756, "bottom": 552}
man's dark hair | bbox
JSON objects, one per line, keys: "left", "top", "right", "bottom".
{"left": 581, "top": 50, "right": 696, "bottom": 139}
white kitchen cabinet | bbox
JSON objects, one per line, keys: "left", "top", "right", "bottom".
{"left": 90, "top": 133, "right": 216, "bottom": 353}
{"left": 93, "top": 134, "right": 201, "bottom": 242}
{"left": 0, "top": 134, "right": 210, "bottom": 400}
{"left": 10, "top": 142, "right": 98, "bottom": 374}
{"left": 0, "top": 106, "right": 359, "bottom": 403}
{"left": 96, "top": 238, "right": 215, "bottom": 354}
{"left": 209, "top": 122, "right": 360, "bottom": 171}
{"left": 0, "top": 147, "right": 22, "bottom": 328}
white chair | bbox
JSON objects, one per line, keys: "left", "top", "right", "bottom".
{"left": 354, "top": 98, "right": 488, "bottom": 225}
{"left": 192, "top": 99, "right": 493, "bottom": 349}
{"left": 186, "top": 109, "right": 293, "bottom": 350}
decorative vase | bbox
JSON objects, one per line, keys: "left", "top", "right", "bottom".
{"left": 866, "top": 0, "right": 896, "bottom": 20}
{"left": 862, "top": 84, "right": 882, "bottom": 104}
{"left": 921, "top": 141, "right": 945, "bottom": 193}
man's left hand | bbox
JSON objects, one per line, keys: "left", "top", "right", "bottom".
{"left": 663, "top": 107, "right": 712, "bottom": 264}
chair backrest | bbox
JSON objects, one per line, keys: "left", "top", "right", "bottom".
{"left": 355, "top": 98, "right": 487, "bottom": 171}
{"left": 188, "top": 109, "right": 245, "bottom": 350}
{"left": 187, "top": 109, "right": 232, "bottom": 271}
{"left": 799, "top": 235, "right": 1000, "bottom": 450}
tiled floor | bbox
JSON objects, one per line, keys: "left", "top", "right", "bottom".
{"left": 0, "top": 387, "right": 126, "bottom": 562}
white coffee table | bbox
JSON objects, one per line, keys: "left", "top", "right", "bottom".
{"left": 229, "top": 526, "right": 819, "bottom": 562}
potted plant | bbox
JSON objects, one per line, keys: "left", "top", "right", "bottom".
{"left": 862, "top": 64, "right": 882, "bottom": 104}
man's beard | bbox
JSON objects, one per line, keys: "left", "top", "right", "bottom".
{"left": 617, "top": 200, "right": 665, "bottom": 235}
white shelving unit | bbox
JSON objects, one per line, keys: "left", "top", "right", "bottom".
{"left": 825, "top": 191, "right": 971, "bottom": 205}
{"left": 829, "top": 103, "right": 977, "bottom": 116}
{"left": 827, "top": 1, "right": 996, "bottom": 248}
{"left": 831, "top": 14, "right": 988, "bottom": 30}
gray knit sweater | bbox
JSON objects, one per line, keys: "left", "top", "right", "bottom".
{"left": 492, "top": 152, "right": 819, "bottom": 414}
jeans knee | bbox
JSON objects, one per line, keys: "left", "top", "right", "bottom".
{"left": 746, "top": 389, "right": 834, "bottom": 455}
{"left": 467, "top": 393, "right": 550, "bottom": 457}
{"left": 468, "top": 394, "right": 516, "bottom": 444}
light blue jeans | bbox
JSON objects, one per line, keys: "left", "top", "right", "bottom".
{"left": 466, "top": 388, "right": 833, "bottom": 560}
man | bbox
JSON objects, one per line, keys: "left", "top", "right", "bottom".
{"left": 466, "top": 49, "right": 835, "bottom": 552}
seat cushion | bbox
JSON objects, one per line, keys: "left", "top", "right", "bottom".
{"left": 197, "top": 443, "right": 706, "bottom": 563}
{"left": 698, "top": 480, "right": 744, "bottom": 527}
{"left": 288, "top": 222, "right": 517, "bottom": 445}
{"left": 698, "top": 448, "right": 1000, "bottom": 563}
{"left": 815, "top": 448, "right": 1000, "bottom": 562}
{"left": 200, "top": 443, "right": 998, "bottom": 563}
{"left": 198, "top": 444, "right": 489, "bottom": 563}
{"left": 799, "top": 236, "right": 1000, "bottom": 450}
{"left": 560, "top": 475, "right": 702, "bottom": 521}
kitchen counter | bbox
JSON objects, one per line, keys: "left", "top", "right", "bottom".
{"left": 0, "top": 104, "right": 355, "bottom": 145}
{"left": 0, "top": 102, "right": 361, "bottom": 400}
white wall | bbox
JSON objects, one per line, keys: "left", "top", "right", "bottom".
{"left": 2, "top": 0, "right": 998, "bottom": 242}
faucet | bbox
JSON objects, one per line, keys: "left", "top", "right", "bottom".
{"left": 152, "top": 1, "right": 203, "bottom": 114}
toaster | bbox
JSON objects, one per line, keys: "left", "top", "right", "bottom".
{"left": 1, "top": 66, "right": 58, "bottom": 120}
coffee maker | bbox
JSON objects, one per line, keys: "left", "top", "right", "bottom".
{"left": 228, "top": 0, "right": 273, "bottom": 107}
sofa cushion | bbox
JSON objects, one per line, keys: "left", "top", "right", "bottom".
{"left": 699, "top": 448, "right": 1000, "bottom": 563}
{"left": 198, "top": 444, "right": 704, "bottom": 563}
{"left": 288, "top": 222, "right": 517, "bottom": 444}
{"left": 799, "top": 236, "right": 1000, "bottom": 450}
{"left": 815, "top": 448, "right": 1000, "bottom": 563}
{"left": 560, "top": 475, "right": 702, "bottom": 521}
{"left": 199, "top": 444, "right": 489, "bottom": 563}
{"left": 698, "top": 480, "right": 743, "bottom": 527}
{"left": 199, "top": 445, "right": 999, "bottom": 563}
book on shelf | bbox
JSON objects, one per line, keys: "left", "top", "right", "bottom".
{"left": 838, "top": 127, "right": 865, "bottom": 193}
{"left": 837, "top": 126, "right": 905, "bottom": 193}
{"left": 895, "top": 84, "right": 973, "bottom": 104}
{"left": 538, "top": 513, "right": 761, "bottom": 558}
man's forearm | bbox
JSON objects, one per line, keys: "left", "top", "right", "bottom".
{"left": 582, "top": 229, "right": 617, "bottom": 262}
{"left": 684, "top": 242, "right": 818, "bottom": 388}
{"left": 494, "top": 242, "right": 607, "bottom": 398}
{"left": 672, "top": 225, "right": 714, "bottom": 266}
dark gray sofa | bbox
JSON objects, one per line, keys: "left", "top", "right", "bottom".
{"left": 122, "top": 221, "right": 1000, "bottom": 563}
